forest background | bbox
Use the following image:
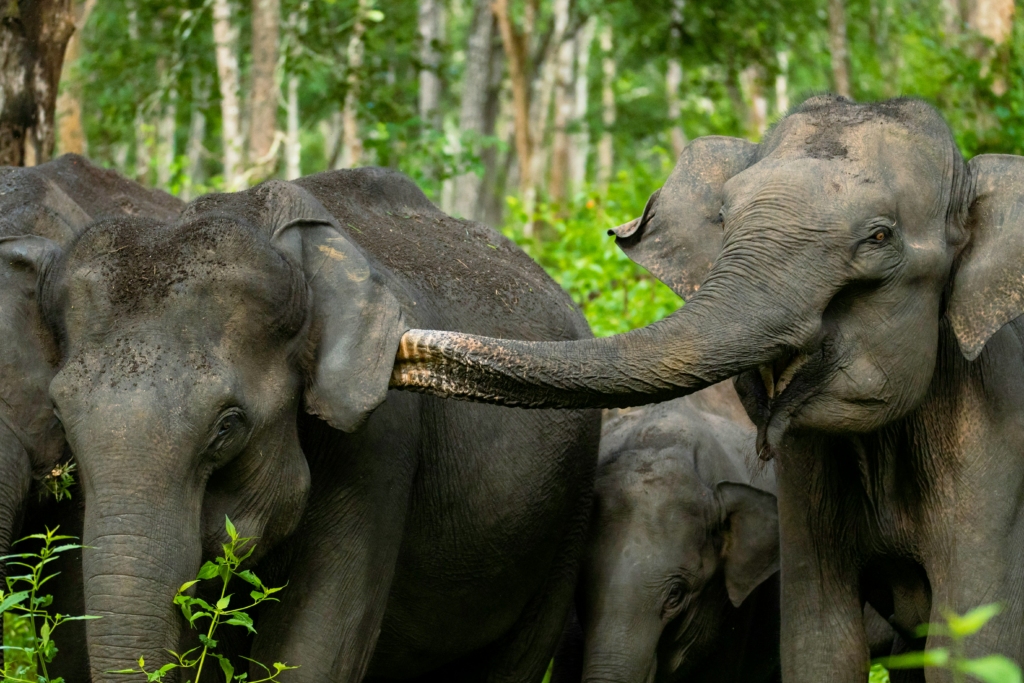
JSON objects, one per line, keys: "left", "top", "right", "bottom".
{"left": 6, "top": 0, "right": 1022, "bottom": 336}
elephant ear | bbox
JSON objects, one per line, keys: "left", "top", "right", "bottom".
{"left": 715, "top": 481, "right": 779, "bottom": 608}
{"left": 949, "top": 154, "right": 1024, "bottom": 360}
{"left": 0, "top": 235, "right": 64, "bottom": 467}
{"left": 610, "top": 136, "right": 759, "bottom": 300}
{"left": 263, "top": 181, "right": 406, "bottom": 433}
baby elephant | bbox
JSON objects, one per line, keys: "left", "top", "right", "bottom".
{"left": 576, "top": 382, "right": 781, "bottom": 683}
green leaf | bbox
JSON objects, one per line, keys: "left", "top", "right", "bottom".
{"left": 217, "top": 654, "right": 235, "bottom": 682}
{"left": 225, "top": 516, "right": 238, "bottom": 541}
{"left": 947, "top": 604, "right": 1003, "bottom": 639}
{"left": 197, "top": 562, "right": 221, "bottom": 580}
{"left": 216, "top": 595, "right": 231, "bottom": 611}
{"left": 225, "top": 612, "right": 255, "bottom": 634}
{"left": 0, "top": 590, "right": 30, "bottom": 614}
{"left": 365, "top": 9, "right": 384, "bottom": 21}
{"left": 178, "top": 580, "right": 200, "bottom": 594}
{"left": 874, "top": 648, "right": 950, "bottom": 670}
{"left": 236, "top": 570, "right": 262, "bottom": 588}
{"left": 959, "top": 655, "right": 1024, "bottom": 683}
{"left": 199, "top": 633, "right": 219, "bottom": 648}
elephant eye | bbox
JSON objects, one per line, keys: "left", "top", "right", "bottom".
{"left": 209, "top": 409, "right": 247, "bottom": 455}
{"left": 217, "top": 413, "right": 243, "bottom": 438}
{"left": 665, "top": 582, "right": 687, "bottom": 611}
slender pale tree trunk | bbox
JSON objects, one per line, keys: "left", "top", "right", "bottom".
{"left": 182, "top": 75, "right": 209, "bottom": 201}
{"left": 55, "top": 0, "right": 97, "bottom": 155}
{"left": 285, "top": 74, "right": 300, "bottom": 179}
{"left": 597, "top": 21, "right": 615, "bottom": 192}
{"left": 774, "top": 50, "right": 789, "bottom": 116}
{"left": 0, "top": 0, "right": 76, "bottom": 166}
{"left": 453, "top": 0, "right": 497, "bottom": 220}
{"left": 828, "top": 0, "right": 852, "bottom": 98}
{"left": 493, "top": 0, "right": 532, "bottom": 197}
{"left": 968, "top": 0, "right": 1015, "bottom": 95}
{"left": 569, "top": 16, "right": 595, "bottom": 195}
{"left": 549, "top": 32, "right": 575, "bottom": 204}
{"left": 249, "top": 0, "right": 280, "bottom": 181}
{"left": 341, "top": 0, "right": 369, "bottom": 168}
{"left": 418, "top": 0, "right": 445, "bottom": 125}
{"left": 940, "top": 0, "right": 964, "bottom": 35}
{"left": 739, "top": 64, "right": 768, "bottom": 138}
{"left": 156, "top": 79, "right": 177, "bottom": 189}
{"left": 666, "top": 0, "right": 686, "bottom": 158}
{"left": 212, "top": 0, "right": 245, "bottom": 190}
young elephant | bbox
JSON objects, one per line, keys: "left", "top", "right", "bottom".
{"left": 33, "top": 169, "right": 599, "bottom": 682}
{"left": 0, "top": 155, "right": 182, "bottom": 675}
{"left": 391, "top": 96, "right": 1024, "bottom": 681}
{"left": 577, "top": 382, "right": 781, "bottom": 683}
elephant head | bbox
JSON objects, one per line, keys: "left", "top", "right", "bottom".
{"left": 391, "top": 96, "right": 1022, "bottom": 450}
{"left": 579, "top": 397, "right": 777, "bottom": 683}
{"left": 42, "top": 181, "right": 405, "bottom": 681}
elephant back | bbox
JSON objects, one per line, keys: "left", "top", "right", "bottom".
{"left": 0, "top": 154, "right": 183, "bottom": 244}
{"left": 295, "top": 168, "right": 592, "bottom": 343}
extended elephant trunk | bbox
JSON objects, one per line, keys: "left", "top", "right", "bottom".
{"left": 81, "top": 482, "right": 203, "bottom": 683}
{"left": 0, "top": 429, "right": 32, "bottom": 673}
{"left": 391, "top": 270, "right": 817, "bottom": 409}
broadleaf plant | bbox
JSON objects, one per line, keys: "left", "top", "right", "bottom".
{"left": 112, "top": 516, "right": 296, "bottom": 682}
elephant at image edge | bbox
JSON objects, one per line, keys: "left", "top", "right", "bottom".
{"left": 0, "top": 155, "right": 182, "bottom": 677}
{"left": 33, "top": 168, "right": 600, "bottom": 682}
{"left": 571, "top": 382, "right": 783, "bottom": 683}
{"left": 391, "top": 95, "right": 1024, "bottom": 682}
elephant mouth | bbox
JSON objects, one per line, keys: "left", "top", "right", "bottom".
{"left": 758, "top": 351, "right": 810, "bottom": 400}
{"left": 742, "top": 348, "right": 822, "bottom": 460}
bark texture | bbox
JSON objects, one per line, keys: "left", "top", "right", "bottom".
{"left": 0, "top": 0, "right": 76, "bottom": 166}
{"left": 569, "top": 16, "right": 595, "bottom": 194}
{"left": 597, "top": 21, "right": 614, "bottom": 190}
{"left": 493, "top": 0, "right": 532, "bottom": 194}
{"left": 55, "top": 0, "right": 96, "bottom": 155}
{"left": 452, "top": 0, "right": 497, "bottom": 220}
{"left": 828, "top": 0, "right": 851, "bottom": 98}
{"left": 212, "top": 0, "right": 245, "bottom": 189}
{"left": 666, "top": 0, "right": 686, "bottom": 158}
{"left": 341, "top": 0, "right": 369, "bottom": 168}
{"left": 249, "top": 0, "right": 280, "bottom": 179}
{"left": 549, "top": 32, "right": 575, "bottom": 203}
{"left": 418, "top": 0, "right": 444, "bottom": 124}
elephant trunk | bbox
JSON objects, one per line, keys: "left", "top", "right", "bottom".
{"left": 81, "top": 471, "right": 203, "bottom": 683}
{"left": 0, "top": 428, "right": 32, "bottom": 673}
{"left": 581, "top": 623, "right": 662, "bottom": 683}
{"left": 391, "top": 267, "right": 819, "bottom": 409}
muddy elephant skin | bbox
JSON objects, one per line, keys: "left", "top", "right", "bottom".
{"left": 39, "top": 168, "right": 600, "bottom": 682}
{"left": 390, "top": 96, "right": 1024, "bottom": 682}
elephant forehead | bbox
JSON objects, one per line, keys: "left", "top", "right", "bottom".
{"left": 60, "top": 216, "right": 306, "bottom": 344}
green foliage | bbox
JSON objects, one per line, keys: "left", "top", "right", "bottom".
{"left": 502, "top": 150, "right": 682, "bottom": 337}
{"left": 112, "top": 517, "right": 295, "bottom": 683}
{"left": 872, "top": 604, "right": 1023, "bottom": 683}
{"left": 39, "top": 463, "right": 77, "bottom": 504}
{"left": 1, "top": 527, "right": 97, "bottom": 683}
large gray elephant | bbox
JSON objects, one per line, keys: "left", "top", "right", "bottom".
{"left": 33, "top": 168, "right": 599, "bottom": 682}
{"left": 578, "top": 382, "right": 781, "bottom": 683}
{"left": 391, "top": 95, "right": 1024, "bottom": 681}
{"left": 0, "top": 155, "right": 182, "bottom": 676}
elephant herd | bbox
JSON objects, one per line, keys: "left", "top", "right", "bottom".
{"left": 4, "top": 94, "right": 1024, "bottom": 683}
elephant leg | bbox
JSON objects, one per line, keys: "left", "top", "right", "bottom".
{"left": 777, "top": 462, "right": 868, "bottom": 683}
{"left": 251, "top": 393, "right": 420, "bottom": 683}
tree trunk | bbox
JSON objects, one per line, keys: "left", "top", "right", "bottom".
{"left": 249, "top": 0, "right": 280, "bottom": 181}
{"left": 827, "top": 0, "right": 851, "bottom": 98}
{"left": 341, "top": 0, "right": 369, "bottom": 168}
{"left": 968, "top": 0, "right": 1015, "bottom": 95}
{"left": 134, "top": 108, "right": 152, "bottom": 183}
{"left": 0, "top": 0, "right": 76, "bottom": 166}
{"left": 739, "top": 64, "right": 768, "bottom": 139}
{"left": 212, "top": 0, "right": 245, "bottom": 190}
{"left": 666, "top": 0, "right": 686, "bottom": 158}
{"left": 156, "top": 82, "right": 177, "bottom": 189}
{"left": 492, "top": 0, "right": 531, "bottom": 195}
{"left": 597, "top": 21, "right": 615, "bottom": 191}
{"left": 478, "top": 30, "right": 508, "bottom": 227}
{"left": 569, "top": 16, "right": 595, "bottom": 195}
{"left": 418, "top": 0, "right": 444, "bottom": 125}
{"left": 549, "top": 32, "right": 575, "bottom": 204}
{"left": 453, "top": 0, "right": 497, "bottom": 220}
{"left": 774, "top": 50, "right": 789, "bottom": 116}
{"left": 285, "top": 73, "right": 300, "bottom": 180}
{"left": 182, "top": 74, "right": 208, "bottom": 201}
{"left": 55, "top": 0, "right": 96, "bottom": 156}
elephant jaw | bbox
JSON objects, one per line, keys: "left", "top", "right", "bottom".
{"left": 758, "top": 351, "right": 810, "bottom": 400}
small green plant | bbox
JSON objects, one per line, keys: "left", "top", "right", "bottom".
{"left": 40, "top": 462, "right": 77, "bottom": 503}
{"left": 112, "top": 517, "right": 295, "bottom": 683}
{"left": 1, "top": 526, "right": 97, "bottom": 683}
{"left": 872, "top": 603, "right": 1023, "bottom": 683}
